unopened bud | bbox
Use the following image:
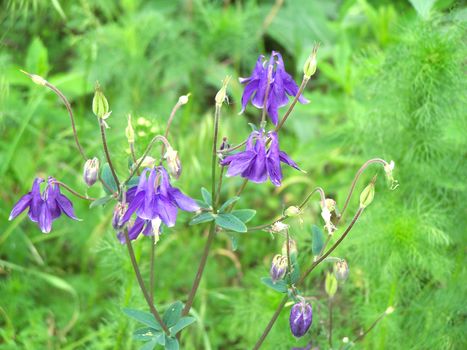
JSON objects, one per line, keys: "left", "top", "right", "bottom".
{"left": 215, "top": 76, "right": 231, "bottom": 106}
{"left": 92, "top": 82, "right": 110, "bottom": 119}
{"left": 285, "top": 206, "right": 301, "bottom": 217}
{"left": 125, "top": 114, "right": 135, "bottom": 143}
{"left": 325, "top": 272, "right": 338, "bottom": 298}
{"left": 269, "top": 221, "right": 289, "bottom": 233}
{"left": 134, "top": 156, "right": 156, "bottom": 170}
{"left": 164, "top": 146, "right": 182, "bottom": 179}
{"left": 282, "top": 239, "right": 298, "bottom": 259}
{"left": 83, "top": 157, "right": 99, "bottom": 187}
{"left": 385, "top": 306, "right": 395, "bottom": 315}
{"left": 333, "top": 259, "right": 349, "bottom": 281}
{"left": 303, "top": 44, "right": 319, "bottom": 79}
{"left": 289, "top": 300, "right": 313, "bottom": 338}
{"left": 178, "top": 93, "right": 190, "bottom": 105}
{"left": 112, "top": 202, "right": 128, "bottom": 230}
{"left": 20, "top": 70, "right": 47, "bottom": 86}
{"left": 270, "top": 254, "right": 288, "bottom": 283}
{"left": 359, "top": 177, "right": 376, "bottom": 208}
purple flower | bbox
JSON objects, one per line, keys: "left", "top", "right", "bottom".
{"left": 120, "top": 166, "right": 199, "bottom": 233}
{"left": 240, "top": 51, "right": 308, "bottom": 125}
{"left": 290, "top": 300, "right": 313, "bottom": 338}
{"left": 270, "top": 254, "right": 288, "bottom": 283}
{"left": 9, "top": 177, "right": 79, "bottom": 233}
{"left": 117, "top": 217, "right": 162, "bottom": 243}
{"left": 220, "top": 130, "right": 300, "bottom": 186}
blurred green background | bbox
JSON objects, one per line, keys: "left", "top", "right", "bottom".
{"left": 0, "top": 0, "right": 466, "bottom": 349}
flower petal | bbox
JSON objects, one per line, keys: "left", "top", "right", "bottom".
{"left": 279, "top": 151, "right": 301, "bottom": 171}
{"left": 266, "top": 132, "right": 283, "bottom": 186}
{"left": 156, "top": 195, "right": 178, "bottom": 227}
{"left": 56, "top": 194, "right": 79, "bottom": 220}
{"left": 121, "top": 191, "right": 145, "bottom": 223}
{"left": 9, "top": 193, "right": 32, "bottom": 220}
{"left": 223, "top": 151, "right": 256, "bottom": 177}
{"left": 38, "top": 202, "right": 52, "bottom": 233}
{"left": 170, "top": 188, "right": 199, "bottom": 212}
{"left": 28, "top": 178, "right": 44, "bottom": 222}
{"left": 128, "top": 217, "right": 146, "bottom": 240}
{"left": 240, "top": 80, "right": 259, "bottom": 113}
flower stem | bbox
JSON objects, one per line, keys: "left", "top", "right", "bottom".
{"left": 161, "top": 100, "right": 184, "bottom": 155}
{"left": 52, "top": 180, "right": 96, "bottom": 201}
{"left": 252, "top": 207, "right": 364, "bottom": 349}
{"left": 275, "top": 77, "right": 309, "bottom": 133}
{"left": 182, "top": 104, "right": 222, "bottom": 317}
{"left": 123, "top": 229, "right": 169, "bottom": 335}
{"left": 98, "top": 119, "right": 120, "bottom": 191}
{"left": 150, "top": 235, "right": 156, "bottom": 302}
{"left": 329, "top": 298, "right": 333, "bottom": 348}
{"left": 353, "top": 311, "right": 388, "bottom": 343}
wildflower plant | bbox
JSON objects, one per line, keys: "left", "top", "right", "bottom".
{"left": 10, "top": 45, "right": 399, "bottom": 349}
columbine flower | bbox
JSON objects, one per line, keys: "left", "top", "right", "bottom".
{"left": 117, "top": 217, "right": 162, "bottom": 243}
{"left": 9, "top": 177, "right": 79, "bottom": 233}
{"left": 164, "top": 146, "right": 182, "bottom": 179}
{"left": 290, "top": 299, "right": 313, "bottom": 338}
{"left": 121, "top": 166, "right": 199, "bottom": 231}
{"left": 239, "top": 51, "right": 308, "bottom": 125}
{"left": 83, "top": 157, "right": 100, "bottom": 187}
{"left": 270, "top": 254, "right": 288, "bottom": 283}
{"left": 221, "top": 130, "right": 300, "bottom": 186}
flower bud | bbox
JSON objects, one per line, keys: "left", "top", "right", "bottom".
{"left": 134, "top": 156, "right": 156, "bottom": 170}
{"left": 325, "top": 272, "right": 338, "bottom": 298}
{"left": 215, "top": 76, "right": 231, "bottom": 106}
{"left": 333, "top": 259, "right": 349, "bottom": 281}
{"left": 325, "top": 198, "right": 336, "bottom": 212}
{"left": 289, "top": 300, "right": 313, "bottom": 338}
{"left": 282, "top": 239, "right": 297, "bottom": 259}
{"left": 303, "top": 44, "right": 319, "bottom": 79}
{"left": 164, "top": 146, "right": 182, "bottom": 179}
{"left": 285, "top": 206, "right": 301, "bottom": 217}
{"left": 270, "top": 254, "right": 288, "bottom": 283}
{"left": 269, "top": 221, "right": 289, "bottom": 233}
{"left": 92, "top": 82, "right": 110, "bottom": 119}
{"left": 20, "top": 70, "right": 48, "bottom": 86}
{"left": 178, "top": 93, "right": 190, "bottom": 105}
{"left": 359, "top": 177, "right": 376, "bottom": 208}
{"left": 83, "top": 157, "right": 99, "bottom": 187}
{"left": 125, "top": 114, "right": 135, "bottom": 144}
{"left": 112, "top": 202, "right": 128, "bottom": 230}
{"left": 385, "top": 306, "right": 395, "bottom": 315}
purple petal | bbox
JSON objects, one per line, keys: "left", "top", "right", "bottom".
{"left": 243, "top": 138, "right": 267, "bottom": 183}
{"left": 45, "top": 180, "right": 61, "bottom": 220}
{"left": 279, "top": 151, "right": 301, "bottom": 171}
{"left": 28, "top": 178, "right": 44, "bottom": 222}
{"left": 128, "top": 217, "right": 146, "bottom": 240}
{"left": 158, "top": 166, "right": 172, "bottom": 198}
{"left": 9, "top": 193, "right": 32, "bottom": 220}
{"left": 38, "top": 202, "right": 52, "bottom": 233}
{"left": 156, "top": 195, "right": 178, "bottom": 227}
{"left": 170, "top": 188, "right": 199, "bottom": 212}
{"left": 223, "top": 151, "right": 256, "bottom": 177}
{"left": 125, "top": 186, "right": 137, "bottom": 203}
{"left": 266, "top": 132, "right": 283, "bottom": 186}
{"left": 56, "top": 194, "right": 79, "bottom": 220}
{"left": 251, "top": 57, "right": 271, "bottom": 108}
{"left": 240, "top": 80, "right": 259, "bottom": 113}
{"left": 121, "top": 191, "right": 145, "bottom": 223}
{"left": 267, "top": 98, "right": 280, "bottom": 126}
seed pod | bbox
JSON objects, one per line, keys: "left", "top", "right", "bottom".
{"left": 334, "top": 259, "right": 349, "bottom": 281}
{"left": 83, "top": 157, "right": 99, "bottom": 187}
{"left": 289, "top": 300, "right": 313, "bottom": 337}
{"left": 270, "top": 254, "right": 288, "bottom": 283}
{"left": 359, "top": 178, "right": 376, "bottom": 208}
{"left": 92, "top": 82, "right": 109, "bottom": 119}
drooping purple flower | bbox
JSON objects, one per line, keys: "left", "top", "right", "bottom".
{"left": 240, "top": 51, "right": 308, "bottom": 125}
{"left": 220, "top": 130, "right": 301, "bottom": 186}
{"left": 120, "top": 166, "right": 199, "bottom": 236}
{"left": 9, "top": 177, "right": 79, "bottom": 233}
{"left": 289, "top": 300, "right": 313, "bottom": 338}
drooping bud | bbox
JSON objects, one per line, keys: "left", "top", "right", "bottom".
{"left": 178, "top": 93, "right": 190, "bottom": 105}
{"left": 269, "top": 221, "right": 289, "bottom": 233}
{"left": 303, "top": 44, "right": 319, "bottom": 79}
{"left": 215, "top": 76, "right": 231, "bottom": 106}
{"left": 285, "top": 206, "right": 302, "bottom": 217}
{"left": 83, "top": 157, "right": 100, "bottom": 187}
{"left": 270, "top": 254, "right": 288, "bottom": 283}
{"left": 333, "top": 259, "right": 349, "bottom": 281}
{"left": 125, "top": 114, "right": 135, "bottom": 144}
{"left": 359, "top": 177, "right": 376, "bottom": 208}
{"left": 164, "top": 146, "right": 182, "bottom": 179}
{"left": 92, "top": 82, "right": 110, "bottom": 119}
{"left": 289, "top": 300, "right": 313, "bottom": 338}
{"left": 282, "top": 239, "right": 298, "bottom": 259}
{"left": 112, "top": 202, "right": 128, "bottom": 230}
{"left": 325, "top": 272, "right": 338, "bottom": 298}
{"left": 20, "top": 70, "right": 47, "bottom": 86}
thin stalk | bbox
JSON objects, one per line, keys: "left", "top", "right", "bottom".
{"left": 51, "top": 181, "right": 96, "bottom": 201}
{"left": 182, "top": 104, "right": 222, "bottom": 317}
{"left": 150, "top": 235, "right": 156, "bottom": 302}
{"left": 217, "top": 140, "right": 247, "bottom": 154}
{"left": 337, "top": 158, "right": 387, "bottom": 224}
{"left": 98, "top": 119, "right": 120, "bottom": 190}
{"left": 353, "top": 311, "right": 387, "bottom": 343}
{"left": 275, "top": 77, "right": 309, "bottom": 132}
{"left": 253, "top": 207, "right": 364, "bottom": 349}
{"left": 129, "top": 142, "right": 139, "bottom": 173}
{"left": 215, "top": 166, "right": 225, "bottom": 207}
{"left": 329, "top": 298, "right": 333, "bottom": 348}
{"left": 236, "top": 178, "right": 249, "bottom": 197}
{"left": 161, "top": 100, "right": 184, "bottom": 155}
{"left": 123, "top": 229, "right": 169, "bottom": 335}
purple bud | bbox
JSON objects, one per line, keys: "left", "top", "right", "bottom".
{"left": 83, "top": 158, "right": 99, "bottom": 187}
{"left": 270, "top": 254, "right": 288, "bottom": 282}
{"left": 289, "top": 300, "right": 313, "bottom": 338}
{"left": 112, "top": 202, "right": 127, "bottom": 230}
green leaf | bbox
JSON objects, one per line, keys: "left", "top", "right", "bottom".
{"left": 102, "top": 163, "right": 118, "bottom": 194}
{"left": 122, "top": 308, "right": 162, "bottom": 330}
{"left": 163, "top": 301, "right": 183, "bottom": 328}
{"left": 170, "top": 316, "right": 196, "bottom": 336}
{"left": 189, "top": 212, "right": 215, "bottom": 225}
{"left": 195, "top": 200, "right": 210, "bottom": 209}
{"left": 218, "top": 196, "right": 240, "bottom": 212}
{"left": 231, "top": 209, "right": 256, "bottom": 223}
{"left": 201, "top": 188, "right": 212, "bottom": 206}
{"left": 408, "top": 0, "right": 436, "bottom": 19}
{"left": 230, "top": 235, "right": 239, "bottom": 251}
{"left": 133, "top": 327, "right": 161, "bottom": 341}
{"left": 311, "top": 225, "right": 324, "bottom": 256}
{"left": 89, "top": 195, "right": 113, "bottom": 208}
{"left": 164, "top": 336, "right": 179, "bottom": 350}
{"left": 325, "top": 272, "right": 338, "bottom": 298}
{"left": 127, "top": 175, "right": 140, "bottom": 188}
{"left": 261, "top": 277, "right": 288, "bottom": 293}
{"left": 140, "top": 339, "right": 157, "bottom": 350}
{"left": 288, "top": 256, "right": 300, "bottom": 285}
{"left": 215, "top": 213, "right": 247, "bottom": 232}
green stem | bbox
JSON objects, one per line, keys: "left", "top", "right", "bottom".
{"left": 51, "top": 180, "right": 96, "bottom": 201}
{"left": 150, "top": 235, "right": 156, "bottom": 302}
{"left": 274, "top": 77, "right": 309, "bottom": 133}
{"left": 353, "top": 311, "right": 387, "bottom": 343}
{"left": 99, "top": 119, "right": 120, "bottom": 190}
{"left": 329, "top": 298, "right": 333, "bottom": 348}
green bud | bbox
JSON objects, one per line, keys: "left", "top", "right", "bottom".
{"left": 325, "top": 272, "right": 338, "bottom": 298}
{"left": 215, "top": 76, "right": 231, "bottom": 106}
{"left": 125, "top": 114, "right": 135, "bottom": 143}
{"left": 92, "top": 82, "right": 110, "bottom": 119}
{"left": 303, "top": 44, "right": 319, "bottom": 78}
{"left": 285, "top": 206, "right": 301, "bottom": 217}
{"left": 359, "top": 177, "right": 376, "bottom": 208}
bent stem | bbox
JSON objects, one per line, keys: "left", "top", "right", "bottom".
{"left": 182, "top": 104, "right": 222, "bottom": 317}
{"left": 353, "top": 310, "right": 388, "bottom": 343}
{"left": 52, "top": 180, "right": 96, "bottom": 201}
{"left": 252, "top": 207, "right": 364, "bottom": 349}
{"left": 274, "top": 76, "right": 309, "bottom": 133}
{"left": 123, "top": 229, "right": 169, "bottom": 335}
{"left": 99, "top": 119, "right": 120, "bottom": 190}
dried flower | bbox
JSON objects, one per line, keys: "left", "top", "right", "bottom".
{"left": 269, "top": 221, "right": 289, "bottom": 233}
{"left": 290, "top": 300, "right": 313, "bottom": 337}
{"left": 221, "top": 130, "right": 300, "bottom": 186}
{"left": 164, "top": 146, "right": 182, "bottom": 179}
{"left": 321, "top": 206, "right": 336, "bottom": 235}
{"left": 334, "top": 259, "right": 349, "bottom": 281}
{"left": 215, "top": 76, "right": 231, "bottom": 106}
{"left": 239, "top": 51, "right": 308, "bottom": 125}
{"left": 83, "top": 157, "right": 99, "bottom": 187}
{"left": 178, "top": 93, "right": 190, "bottom": 105}
{"left": 270, "top": 254, "right": 288, "bottom": 282}
{"left": 360, "top": 178, "right": 376, "bottom": 208}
